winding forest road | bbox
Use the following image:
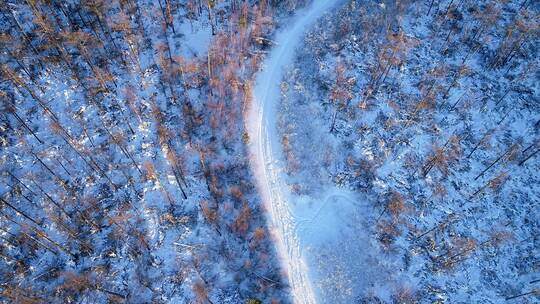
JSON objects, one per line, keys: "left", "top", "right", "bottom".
{"left": 247, "top": 1, "right": 343, "bottom": 303}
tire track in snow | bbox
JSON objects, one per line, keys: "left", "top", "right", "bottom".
{"left": 246, "top": 1, "right": 343, "bottom": 303}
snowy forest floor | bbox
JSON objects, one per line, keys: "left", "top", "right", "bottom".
{"left": 0, "top": 1, "right": 307, "bottom": 303}
{"left": 277, "top": 0, "right": 539, "bottom": 303}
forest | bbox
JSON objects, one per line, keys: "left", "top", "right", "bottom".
{"left": 0, "top": 0, "right": 304, "bottom": 302}
{"left": 0, "top": 0, "right": 538, "bottom": 303}
{"left": 277, "top": 0, "right": 539, "bottom": 302}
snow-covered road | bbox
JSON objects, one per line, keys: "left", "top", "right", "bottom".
{"left": 246, "top": 1, "right": 346, "bottom": 303}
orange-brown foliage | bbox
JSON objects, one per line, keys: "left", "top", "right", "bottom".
{"left": 233, "top": 203, "right": 252, "bottom": 237}
{"left": 200, "top": 200, "right": 218, "bottom": 225}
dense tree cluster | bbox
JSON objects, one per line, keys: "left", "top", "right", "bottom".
{"left": 0, "top": 0, "right": 302, "bottom": 302}
{"left": 279, "top": 0, "right": 539, "bottom": 301}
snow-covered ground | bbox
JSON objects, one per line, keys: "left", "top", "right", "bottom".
{"left": 2, "top": 0, "right": 537, "bottom": 302}
{"left": 247, "top": 1, "right": 374, "bottom": 303}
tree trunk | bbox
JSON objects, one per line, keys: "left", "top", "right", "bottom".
{"left": 474, "top": 146, "right": 512, "bottom": 180}
{"left": 519, "top": 148, "right": 539, "bottom": 166}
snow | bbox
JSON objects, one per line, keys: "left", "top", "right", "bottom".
{"left": 1, "top": 1, "right": 290, "bottom": 302}
{"left": 178, "top": 19, "right": 212, "bottom": 58}
{"left": 247, "top": 1, "right": 368, "bottom": 303}
{"left": 274, "top": 0, "right": 540, "bottom": 302}
{"left": 2, "top": 0, "right": 538, "bottom": 302}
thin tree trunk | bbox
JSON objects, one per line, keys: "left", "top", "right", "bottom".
{"left": 519, "top": 148, "right": 539, "bottom": 166}
{"left": 467, "top": 129, "right": 493, "bottom": 159}
{"left": 474, "top": 145, "right": 515, "bottom": 180}
{"left": 0, "top": 197, "right": 42, "bottom": 226}
{"left": 505, "top": 289, "right": 538, "bottom": 301}
{"left": 7, "top": 109, "right": 44, "bottom": 144}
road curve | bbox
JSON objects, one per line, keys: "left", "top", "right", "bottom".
{"left": 246, "top": 1, "right": 343, "bottom": 303}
